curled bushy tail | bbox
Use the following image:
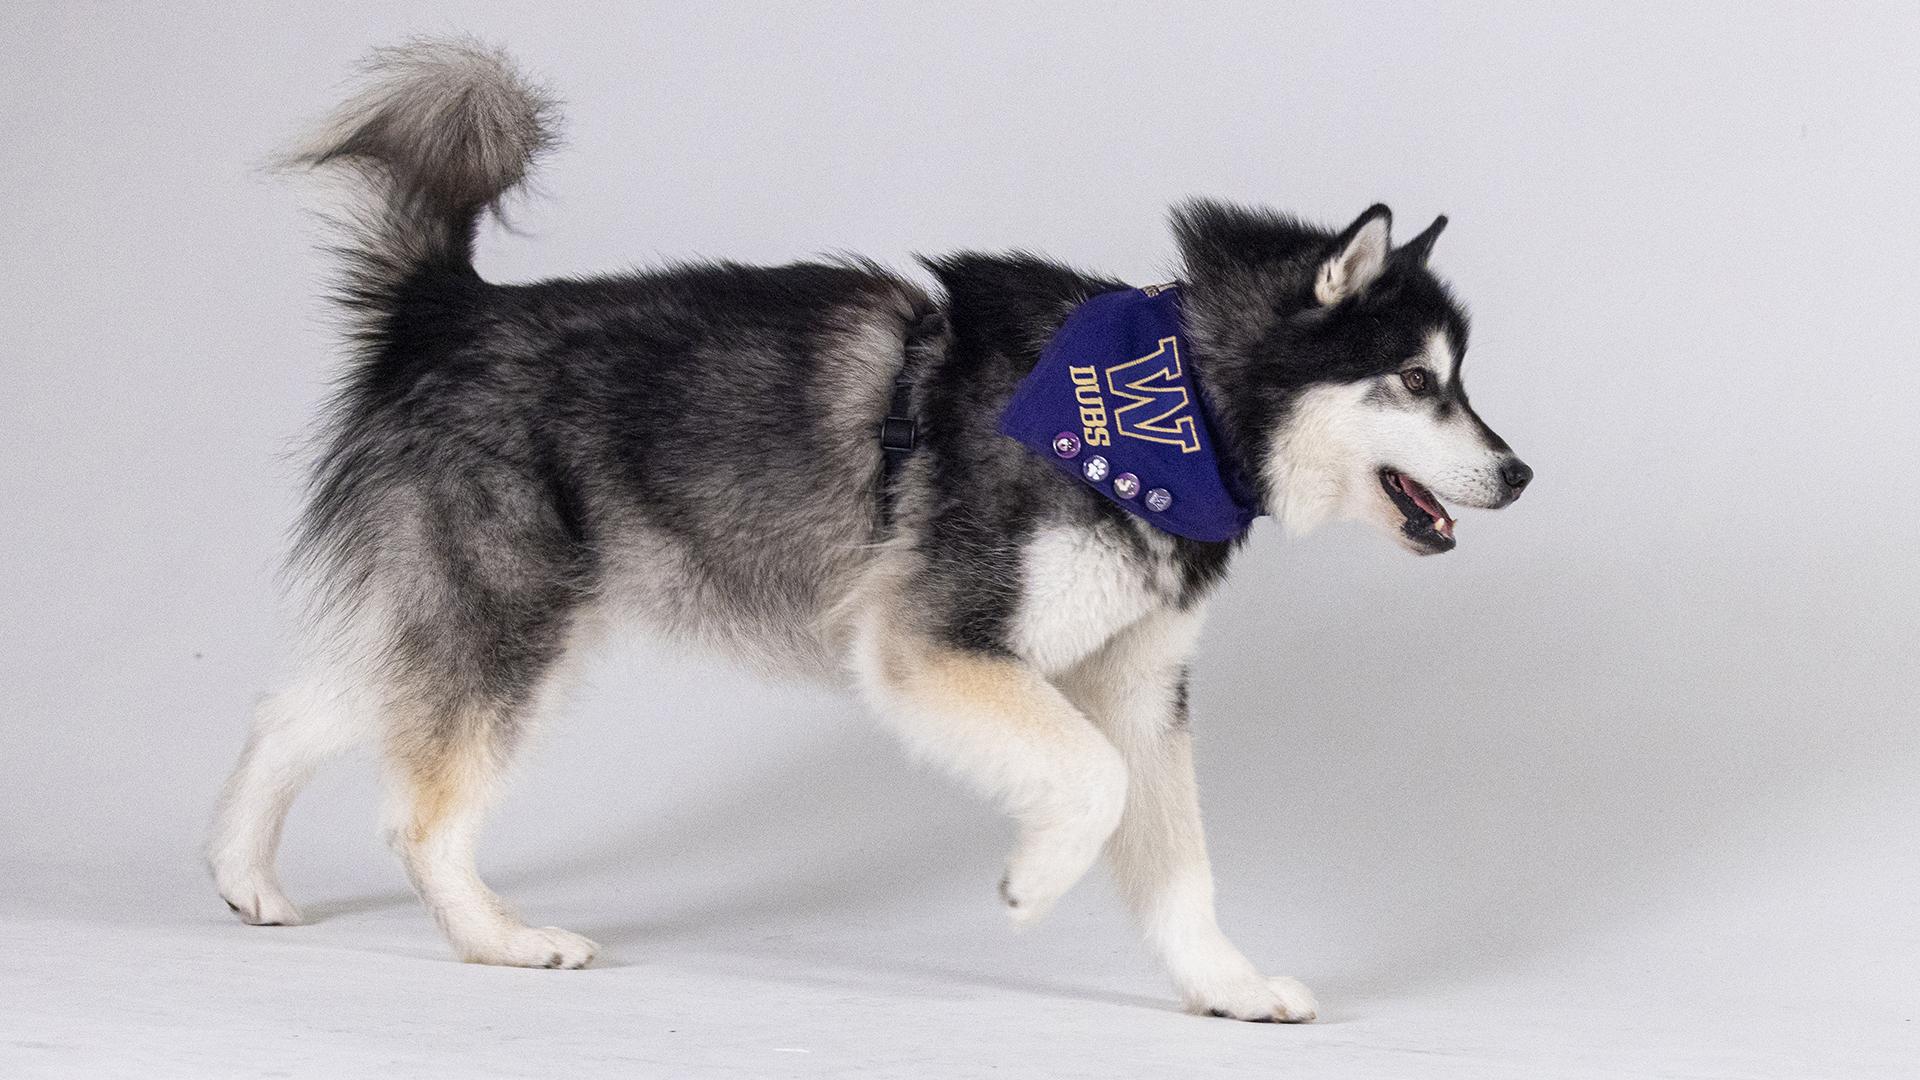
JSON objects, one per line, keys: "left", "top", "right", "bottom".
{"left": 287, "top": 37, "right": 558, "bottom": 322}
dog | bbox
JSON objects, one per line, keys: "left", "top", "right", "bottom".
{"left": 208, "top": 38, "right": 1530, "bottom": 1023}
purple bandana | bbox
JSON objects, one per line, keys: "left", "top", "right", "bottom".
{"left": 999, "top": 285, "right": 1261, "bottom": 542}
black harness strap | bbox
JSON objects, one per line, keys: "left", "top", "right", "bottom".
{"left": 878, "top": 309, "right": 948, "bottom": 526}
{"left": 878, "top": 373, "right": 917, "bottom": 520}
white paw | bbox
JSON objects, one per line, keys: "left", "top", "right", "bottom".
{"left": 460, "top": 925, "right": 598, "bottom": 969}
{"left": 1192, "top": 975, "right": 1319, "bottom": 1023}
{"left": 998, "top": 826, "right": 1110, "bottom": 925}
{"left": 216, "top": 873, "right": 303, "bottom": 927}
{"left": 998, "top": 765, "right": 1128, "bottom": 925}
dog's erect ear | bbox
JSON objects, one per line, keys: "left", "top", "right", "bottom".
{"left": 1398, "top": 214, "right": 1448, "bottom": 266}
{"left": 1315, "top": 204, "right": 1392, "bottom": 306}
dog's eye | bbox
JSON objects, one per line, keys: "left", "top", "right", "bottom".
{"left": 1401, "top": 368, "right": 1432, "bottom": 394}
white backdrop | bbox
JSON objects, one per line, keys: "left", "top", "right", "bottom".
{"left": 3, "top": 3, "right": 1916, "bottom": 1077}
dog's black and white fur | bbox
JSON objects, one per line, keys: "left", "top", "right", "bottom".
{"left": 209, "top": 40, "right": 1531, "bottom": 1021}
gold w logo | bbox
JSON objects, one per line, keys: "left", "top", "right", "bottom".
{"left": 1104, "top": 336, "right": 1200, "bottom": 453}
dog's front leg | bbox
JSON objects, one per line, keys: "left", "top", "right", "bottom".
{"left": 1061, "top": 609, "right": 1318, "bottom": 1022}
{"left": 853, "top": 627, "right": 1130, "bottom": 923}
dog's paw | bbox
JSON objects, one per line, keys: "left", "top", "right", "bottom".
{"left": 998, "top": 862, "right": 1072, "bottom": 925}
{"left": 998, "top": 826, "right": 1109, "bottom": 925}
{"left": 460, "top": 925, "right": 598, "bottom": 969}
{"left": 1193, "top": 975, "right": 1319, "bottom": 1023}
{"left": 998, "top": 762, "right": 1128, "bottom": 925}
{"left": 216, "top": 875, "right": 303, "bottom": 927}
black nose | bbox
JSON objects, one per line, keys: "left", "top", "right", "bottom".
{"left": 1500, "top": 458, "right": 1534, "bottom": 493}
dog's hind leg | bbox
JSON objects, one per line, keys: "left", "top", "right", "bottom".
{"left": 208, "top": 673, "right": 375, "bottom": 926}
{"left": 383, "top": 672, "right": 597, "bottom": 969}
{"left": 851, "top": 619, "right": 1128, "bottom": 924}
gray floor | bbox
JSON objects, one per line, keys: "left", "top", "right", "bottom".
{"left": 9, "top": 844, "right": 1914, "bottom": 1080}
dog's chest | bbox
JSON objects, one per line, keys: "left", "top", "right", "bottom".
{"left": 1009, "top": 523, "right": 1182, "bottom": 674}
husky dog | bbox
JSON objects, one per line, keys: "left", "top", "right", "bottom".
{"left": 209, "top": 39, "right": 1531, "bottom": 1022}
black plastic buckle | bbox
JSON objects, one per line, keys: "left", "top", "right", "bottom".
{"left": 878, "top": 375, "right": 917, "bottom": 455}
{"left": 880, "top": 415, "right": 917, "bottom": 453}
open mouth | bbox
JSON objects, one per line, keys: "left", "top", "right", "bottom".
{"left": 1380, "top": 469, "right": 1456, "bottom": 553}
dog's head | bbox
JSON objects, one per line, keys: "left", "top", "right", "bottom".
{"left": 1177, "top": 201, "right": 1531, "bottom": 554}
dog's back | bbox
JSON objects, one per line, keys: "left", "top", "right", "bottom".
{"left": 291, "top": 41, "right": 937, "bottom": 680}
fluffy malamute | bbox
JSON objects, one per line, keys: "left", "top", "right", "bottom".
{"left": 210, "top": 38, "right": 1531, "bottom": 1022}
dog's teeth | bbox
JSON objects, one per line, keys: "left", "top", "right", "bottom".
{"left": 1435, "top": 518, "right": 1454, "bottom": 540}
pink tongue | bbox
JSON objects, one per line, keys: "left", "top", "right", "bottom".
{"left": 1402, "top": 478, "right": 1443, "bottom": 517}
{"left": 1399, "top": 476, "right": 1455, "bottom": 535}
